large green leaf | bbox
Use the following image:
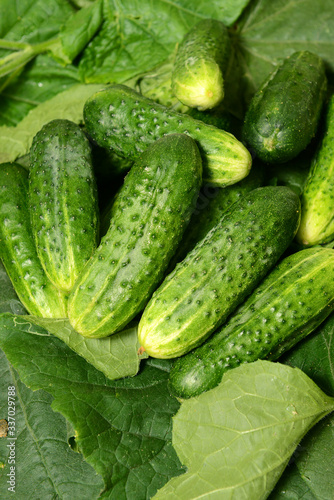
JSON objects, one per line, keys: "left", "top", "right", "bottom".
{"left": 78, "top": 0, "right": 251, "bottom": 83}
{"left": 0, "top": 314, "right": 184, "bottom": 498}
{"left": 0, "top": 349, "right": 103, "bottom": 499}
{"left": 154, "top": 360, "right": 334, "bottom": 499}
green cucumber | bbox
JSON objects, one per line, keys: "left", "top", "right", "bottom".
{"left": 0, "top": 163, "right": 67, "bottom": 318}
{"left": 138, "top": 186, "right": 301, "bottom": 359}
{"left": 171, "top": 19, "right": 231, "bottom": 110}
{"left": 242, "top": 51, "right": 327, "bottom": 163}
{"left": 29, "top": 119, "right": 99, "bottom": 293}
{"left": 169, "top": 246, "right": 334, "bottom": 398}
{"left": 296, "top": 95, "right": 334, "bottom": 246}
{"left": 67, "top": 133, "right": 202, "bottom": 338}
{"left": 83, "top": 84, "right": 252, "bottom": 187}
{"left": 168, "top": 162, "right": 265, "bottom": 270}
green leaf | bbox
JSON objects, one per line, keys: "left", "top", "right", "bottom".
{"left": 50, "top": 0, "right": 103, "bottom": 64}
{"left": 0, "top": 314, "right": 184, "bottom": 498}
{"left": 0, "top": 348, "right": 104, "bottom": 499}
{"left": 78, "top": 0, "right": 251, "bottom": 83}
{"left": 26, "top": 315, "right": 146, "bottom": 380}
{"left": 0, "top": 55, "right": 80, "bottom": 127}
{"left": 269, "top": 462, "right": 316, "bottom": 500}
{"left": 153, "top": 360, "right": 334, "bottom": 500}
{"left": 0, "top": 83, "right": 103, "bottom": 163}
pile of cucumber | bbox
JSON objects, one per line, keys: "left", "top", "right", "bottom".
{"left": 1, "top": 19, "right": 334, "bottom": 400}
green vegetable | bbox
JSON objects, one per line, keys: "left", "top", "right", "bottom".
{"left": 155, "top": 360, "right": 334, "bottom": 500}
{"left": 242, "top": 51, "right": 327, "bottom": 163}
{"left": 169, "top": 246, "right": 334, "bottom": 399}
{"left": 296, "top": 95, "right": 334, "bottom": 246}
{"left": 171, "top": 19, "right": 231, "bottom": 110}
{"left": 83, "top": 84, "right": 252, "bottom": 187}
{"left": 138, "top": 186, "right": 301, "bottom": 359}
{"left": 68, "top": 133, "right": 202, "bottom": 338}
{"left": 28, "top": 119, "right": 99, "bottom": 293}
{"left": 0, "top": 162, "right": 67, "bottom": 318}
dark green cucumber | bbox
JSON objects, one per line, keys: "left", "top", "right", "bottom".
{"left": 83, "top": 84, "right": 252, "bottom": 187}
{"left": 296, "top": 95, "right": 334, "bottom": 246}
{"left": 0, "top": 163, "right": 67, "bottom": 318}
{"left": 242, "top": 51, "right": 327, "bottom": 163}
{"left": 67, "top": 134, "right": 202, "bottom": 338}
{"left": 168, "top": 162, "right": 265, "bottom": 270}
{"left": 138, "top": 186, "right": 301, "bottom": 359}
{"left": 29, "top": 119, "right": 99, "bottom": 293}
{"left": 171, "top": 19, "right": 231, "bottom": 110}
{"left": 169, "top": 246, "right": 334, "bottom": 398}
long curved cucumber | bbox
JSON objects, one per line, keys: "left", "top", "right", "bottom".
{"left": 83, "top": 84, "right": 252, "bottom": 187}
{"left": 169, "top": 246, "right": 334, "bottom": 398}
{"left": 296, "top": 95, "right": 334, "bottom": 246}
{"left": 0, "top": 163, "right": 67, "bottom": 318}
{"left": 68, "top": 134, "right": 202, "bottom": 338}
{"left": 138, "top": 186, "right": 301, "bottom": 359}
{"left": 29, "top": 119, "right": 99, "bottom": 293}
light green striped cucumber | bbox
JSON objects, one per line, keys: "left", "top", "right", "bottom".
{"left": 29, "top": 119, "right": 99, "bottom": 293}
{"left": 171, "top": 19, "right": 231, "bottom": 110}
{"left": 83, "top": 84, "right": 252, "bottom": 187}
{"left": 169, "top": 246, "right": 334, "bottom": 398}
{"left": 138, "top": 186, "right": 301, "bottom": 359}
{"left": 68, "top": 133, "right": 202, "bottom": 338}
{"left": 0, "top": 163, "right": 67, "bottom": 318}
{"left": 296, "top": 95, "right": 334, "bottom": 246}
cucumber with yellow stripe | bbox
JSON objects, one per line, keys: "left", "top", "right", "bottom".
{"left": 0, "top": 162, "right": 67, "bottom": 318}
{"left": 67, "top": 133, "right": 202, "bottom": 338}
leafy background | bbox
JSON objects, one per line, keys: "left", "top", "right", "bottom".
{"left": 1, "top": 0, "right": 334, "bottom": 498}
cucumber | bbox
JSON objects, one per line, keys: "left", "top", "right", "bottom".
{"left": 67, "top": 134, "right": 202, "bottom": 338}
{"left": 296, "top": 95, "right": 334, "bottom": 246}
{"left": 169, "top": 246, "right": 334, "bottom": 398}
{"left": 168, "top": 162, "right": 265, "bottom": 270}
{"left": 171, "top": 19, "right": 231, "bottom": 110}
{"left": 138, "top": 186, "right": 301, "bottom": 359}
{"left": 83, "top": 84, "right": 252, "bottom": 187}
{"left": 0, "top": 163, "right": 67, "bottom": 318}
{"left": 28, "top": 119, "right": 99, "bottom": 293}
{"left": 186, "top": 107, "right": 242, "bottom": 139}
{"left": 242, "top": 51, "right": 327, "bottom": 163}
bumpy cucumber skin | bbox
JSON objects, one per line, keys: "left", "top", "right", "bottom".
{"left": 0, "top": 163, "right": 67, "bottom": 318}
{"left": 171, "top": 19, "right": 231, "bottom": 110}
{"left": 138, "top": 186, "right": 301, "bottom": 359}
{"left": 83, "top": 84, "right": 252, "bottom": 187}
{"left": 242, "top": 51, "right": 327, "bottom": 163}
{"left": 67, "top": 134, "right": 202, "bottom": 338}
{"left": 168, "top": 162, "right": 265, "bottom": 270}
{"left": 29, "top": 119, "right": 99, "bottom": 293}
{"left": 169, "top": 247, "right": 334, "bottom": 398}
{"left": 296, "top": 96, "right": 334, "bottom": 246}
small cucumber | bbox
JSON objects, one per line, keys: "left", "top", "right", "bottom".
{"left": 169, "top": 246, "right": 334, "bottom": 398}
{"left": 68, "top": 134, "right": 202, "bottom": 338}
{"left": 0, "top": 163, "right": 67, "bottom": 318}
{"left": 83, "top": 84, "right": 252, "bottom": 187}
{"left": 171, "top": 19, "right": 231, "bottom": 110}
{"left": 242, "top": 51, "right": 327, "bottom": 163}
{"left": 138, "top": 186, "right": 301, "bottom": 359}
{"left": 296, "top": 95, "right": 334, "bottom": 246}
{"left": 29, "top": 119, "right": 99, "bottom": 293}
{"left": 168, "top": 162, "right": 265, "bottom": 270}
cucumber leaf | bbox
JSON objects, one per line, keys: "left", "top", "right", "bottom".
{"left": 0, "top": 348, "right": 104, "bottom": 499}
{"left": 25, "top": 315, "right": 146, "bottom": 381}
{"left": 0, "top": 83, "right": 103, "bottom": 163}
{"left": 0, "top": 315, "right": 184, "bottom": 498}
{"left": 153, "top": 360, "right": 334, "bottom": 499}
